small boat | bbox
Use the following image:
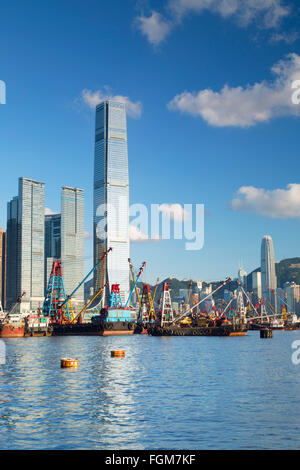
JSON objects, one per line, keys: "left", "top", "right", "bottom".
{"left": 0, "top": 314, "right": 25, "bottom": 338}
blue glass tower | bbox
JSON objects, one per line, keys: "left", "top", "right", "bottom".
{"left": 94, "top": 101, "right": 130, "bottom": 305}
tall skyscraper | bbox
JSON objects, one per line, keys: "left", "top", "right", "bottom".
{"left": 6, "top": 178, "right": 45, "bottom": 312}
{"left": 252, "top": 271, "right": 262, "bottom": 299}
{"left": 44, "top": 188, "right": 84, "bottom": 311}
{"left": 44, "top": 212, "right": 61, "bottom": 291}
{"left": 61, "top": 186, "right": 84, "bottom": 309}
{"left": 238, "top": 267, "right": 247, "bottom": 291}
{"left": 94, "top": 100, "right": 130, "bottom": 304}
{"left": 6, "top": 196, "right": 19, "bottom": 310}
{"left": 0, "top": 228, "right": 7, "bottom": 310}
{"left": 261, "top": 235, "right": 277, "bottom": 309}
{"left": 45, "top": 213, "right": 61, "bottom": 259}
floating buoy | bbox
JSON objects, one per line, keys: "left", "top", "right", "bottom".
{"left": 111, "top": 350, "right": 125, "bottom": 357}
{"left": 61, "top": 358, "right": 79, "bottom": 368}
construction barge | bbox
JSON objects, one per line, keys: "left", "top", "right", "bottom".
{"left": 146, "top": 324, "right": 247, "bottom": 336}
{"left": 43, "top": 252, "right": 144, "bottom": 336}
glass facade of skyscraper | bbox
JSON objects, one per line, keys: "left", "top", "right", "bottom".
{"left": 6, "top": 178, "right": 45, "bottom": 312}
{"left": 6, "top": 196, "right": 19, "bottom": 309}
{"left": 0, "top": 228, "right": 6, "bottom": 310}
{"left": 44, "top": 213, "right": 61, "bottom": 291}
{"left": 61, "top": 187, "right": 84, "bottom": 309}
{"left": 94, "top": 101, "right": 130, "bottom": 304}
{"left": 261, "top": 235, "right": 277, "bottom": 310}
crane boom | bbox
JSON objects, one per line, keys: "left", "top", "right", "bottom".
{"left": 172, "top": 278, "right": 232, "bottom": 324}
{"left": 125, "top": 261, "right": 146, "bottom": 308}
{"left": 153, "top": 278, "right": 159, "bottom": 303}
{"left": 187, "top": 280, "right": 193, "bottom": 306}
{"left": 128, "top": 258, "right": 142, "bottom": 310}
{"left": 70, "top": 281, "right": 109, "bottom": 324}
{"left": 58, "top": 247, "right": 112, "bottom": 309}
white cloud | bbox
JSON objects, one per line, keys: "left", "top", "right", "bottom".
{"left": 169, "top": 0, "right": 290, "bottom": 28}
{"left": 135, "top": 0, "right": 291, "bottom": 45}
{"left": 81, "top": 88, "right": 142, "bottom": 118}
{"left": 45, "top": 208, "right": 57, "bottom": 215}
{"left": 130, "top": 225, "right": 161, "bottom": 242}
{"left": 168, "top": 53, "right": 300, "bottom": 127}
{"left": 130, "top": 225, "right": 149, "bottom": 242}
{"left": 231, "top": 184, "right": 300, "bottom": 219}
{"left": 158, "top": 203, "right": 190, "bottom": 221}
{"left": 135, "top": 11, "right": 172, "bottom": 46}
{"left": 270, "top": 31, "right": 299, "bottom": 44}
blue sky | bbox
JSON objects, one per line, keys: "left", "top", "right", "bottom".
{"left": 0, "top": 0, "right": 300, "bottom": 284}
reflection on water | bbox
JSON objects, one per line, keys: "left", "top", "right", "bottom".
{"left": 0, "top": 331, "right": 299, "bottom": 449}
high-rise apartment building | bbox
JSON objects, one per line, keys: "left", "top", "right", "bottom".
{"left": 94, "top": 100, "right": 130, "bottom": 304}
{"left": 261, "top": 235, "right": 277, "bottom": 310}
{"left": 252, "top": 271, "right": 262, "bottom": 299}
{"left": 284, "top": 282, "right": 300, "bottom": 314}
{"left": 44, "top": 188, "right": 84, "bottom": 311}
{"left": 61, "top": 186, "right": 84, "bottom": 309}
{"left": 6, "top": 178, "right": 45, "bottom": 312}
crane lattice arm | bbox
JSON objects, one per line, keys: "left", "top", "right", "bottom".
{"left": 58, "top": 247, "right": 112, "bottom": 310}
{"left": 128, "top": 258, "right": 142, "bottom": 310}
{"left": 187, "top": 280, "right": 193, "bottom": 307}
{"left": 172, "top": 278, "right": 232, "bottom": 324}
{"left": 70, "top": 282, "right": 109, "bottom": 324}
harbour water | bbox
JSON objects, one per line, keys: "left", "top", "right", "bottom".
{"left": 0, "top": 331, "right": 300, "bottom": 450}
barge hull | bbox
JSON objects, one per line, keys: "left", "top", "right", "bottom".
{"left": 0, "top": 326, "right": 25, "bottom": 338}
{"left": 147, "top": 326, "right": 247, "bottom": 337}
{"left": 52, "top": 321, "right": 135, "bottom": 336}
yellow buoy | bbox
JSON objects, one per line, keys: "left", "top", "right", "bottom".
{"left": 61, "top": 358, "right": 79, "bottom": 368}
{"left": 111, "top": 350, "right": 125, "bottom": 358}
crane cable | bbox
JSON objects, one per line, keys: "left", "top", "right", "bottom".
{"left": 171, "top": 278, "right": 232, "bottom": 324}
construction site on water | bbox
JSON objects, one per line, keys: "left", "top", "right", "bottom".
{"left": 0, "top": 247, "right": 299, "bottom": 338}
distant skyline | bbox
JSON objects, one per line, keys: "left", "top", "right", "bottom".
{"left": 1, "top": 0, "right": 300, "bottom": 285}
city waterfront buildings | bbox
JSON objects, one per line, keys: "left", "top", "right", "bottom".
{"left": 94, "top": 100, "right": 130, "bottom": 305}
{"left": 284, "top": 282, "right": 300, "bottom": 314}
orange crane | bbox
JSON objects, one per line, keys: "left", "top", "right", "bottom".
{"left": 153, "top": 277, "right": 159, "bottom": 304}
{"left": 138, "top": 284, "right": 156, "bottom": 323}
{"left": 186, "top": 280, "right": 193, "bottom": 309}
{"left": 70, "top": 282, "right": 108, "bottom": 324}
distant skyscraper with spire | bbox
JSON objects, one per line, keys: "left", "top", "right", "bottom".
{"left": 261, "top": 235, "right": 277, "bottom": 310}
{"left": 238, "top": 263, "right": 247, "bottom": 291}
